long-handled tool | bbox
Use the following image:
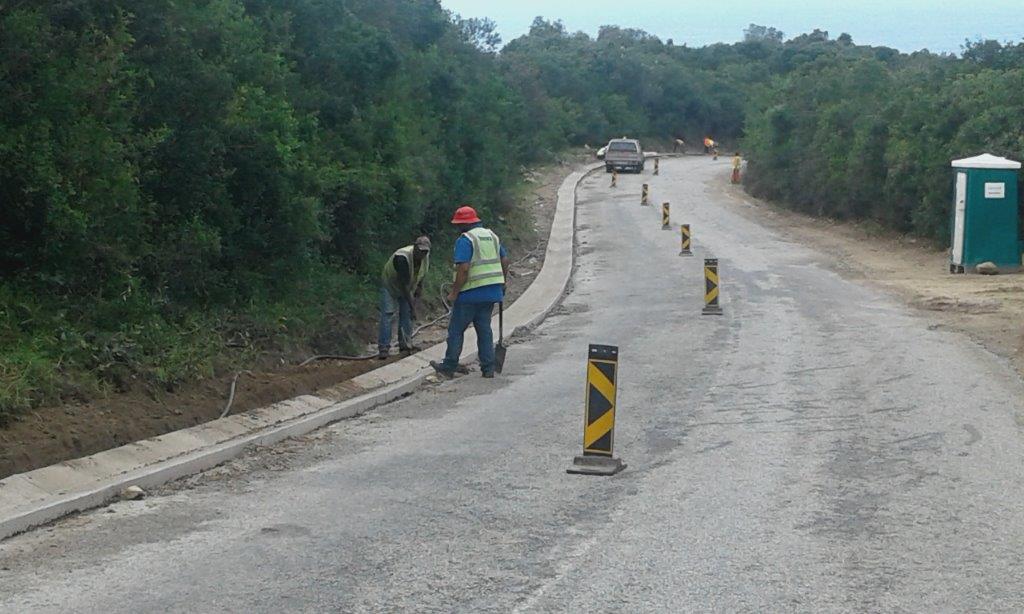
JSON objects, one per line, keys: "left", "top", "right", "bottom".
{"left": 494, "top": 302, "right": 507, "bottom": 374}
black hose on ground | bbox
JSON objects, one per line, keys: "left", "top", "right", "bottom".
{"left": 223, "top": 237, "right": 548, "bottom": 410}
{"left": 221, "top": 285, "right": 454, "bottom": 416}
{"left": 296, "top": 283, "right": 455, "bottom": 366}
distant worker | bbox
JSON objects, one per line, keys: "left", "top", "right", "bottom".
{"left": 732, "top": 152, "right": 742, "bottom": 184}
{"left": 673, "top": 137, "right": 686, "bottom": 153}
{"left": 430, "top": 206, "right": 510, "bottom": 379}
{"left": 378, "top": 236, "right": 432, "bottom": 359}
{"left": 703, "top": 137, "right": 715, "bottom": 154}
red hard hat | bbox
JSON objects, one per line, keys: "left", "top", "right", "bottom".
{"left": 451, "top": 205, "right": 481, "bottom": 225}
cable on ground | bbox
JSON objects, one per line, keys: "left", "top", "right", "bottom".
{"left": 220, "top": 370, "right": 253, "bottom": 419}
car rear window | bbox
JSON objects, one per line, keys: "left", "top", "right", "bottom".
{"left": 609, "top": 142, "right": 638, "bottom": 152}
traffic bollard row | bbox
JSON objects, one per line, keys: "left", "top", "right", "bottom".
{"left": 569, "top": 158, "right": 732, "bottom": 477}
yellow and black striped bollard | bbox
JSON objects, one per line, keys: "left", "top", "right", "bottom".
{"left": 641, "top": 184, "right": 649, "bottom": 206}
{"left": 567, "top": 344, "right": 626, "bottom": 476}
{"left": 662, "top": 202, "right": 671, "bottom": 230}
{"left": 654, "top": 157, "right": 660, "bottom": 176}
{"left": 679, "top": 224, "right": 693, "bottom": 257}
{"left": 702, "top": 258, "right": 724, "bottom": 315}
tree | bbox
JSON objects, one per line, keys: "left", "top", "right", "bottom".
{"left": 459, "top": 17, "right": 502, "bottom": 53}
{"left": 744, "top": 24, "right": 784, "bottom": 44}
{"left": 5, "top": 7, "right": 1024, "bottom": 420}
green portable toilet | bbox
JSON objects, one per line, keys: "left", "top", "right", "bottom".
{"left": 950, "top": 153, "right": 1022, "bottom": 274}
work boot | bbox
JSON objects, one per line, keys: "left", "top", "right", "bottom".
{"left": 429, "top": 360, "right": 455, "bottom": 379}
{"left": 377, "top": 348, "right": 389, "bottom": 360}
{"left": 399, "top": 344, "right": 421, "bottom": 354}
{"left": 481, "top": 371, "right": 495, "bottom": 379}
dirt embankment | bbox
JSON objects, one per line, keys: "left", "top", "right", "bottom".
{"left": 0, "top": 154, "right": 593, "bottom": 480}
{"left": 716, "top": 175, "right": 1024, "bottom": 377}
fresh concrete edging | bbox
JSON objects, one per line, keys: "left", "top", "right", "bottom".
{"left": 0, "top": 161, "right": 605, "bottom": 541}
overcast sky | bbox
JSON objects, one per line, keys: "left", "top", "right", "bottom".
{"left": 440, "top": 0, "right": 1024, "bottom": 53}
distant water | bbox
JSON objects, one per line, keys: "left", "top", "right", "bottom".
{"left": 442, "top": 0, "right": 1024, "bottom": 54}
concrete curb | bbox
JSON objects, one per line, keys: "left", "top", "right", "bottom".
{"left": 0, "top": 161, "right": 605, "bottom": 542}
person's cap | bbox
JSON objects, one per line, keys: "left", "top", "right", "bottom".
{"left": 414, "top": 236, "right": 431, "bottom": 252}
{"left": 451, "top": 205, "right": 481, "bottom": 225}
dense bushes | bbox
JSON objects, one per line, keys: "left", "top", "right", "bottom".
{"left": 499, "top": 20, "right": 759, "bottom": 148}
{"left": 2, "top": 3, "right": 1022, "bottom": 421}
{"left": 0, "top": 0, "right": 528, "bottom": 420}
{"left": 743, "top": 38, "right": 1024, "bottom": 242}
{"left": 503, "top": 21, "right": 1024, "bottom": 244}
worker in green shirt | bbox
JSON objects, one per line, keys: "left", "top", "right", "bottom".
{"left": 378, "top": 236, "right": 431, "bottom": 359}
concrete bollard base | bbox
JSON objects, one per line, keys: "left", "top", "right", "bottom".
{"left": 566, "top": 455, "right": 626, "bottom": 476}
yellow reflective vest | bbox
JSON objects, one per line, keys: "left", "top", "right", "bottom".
{"left": 460, "top": 227, "right": 505, "bottom": 292}
{"left": 382, "top": 246, "right": 429, "bottom": 295}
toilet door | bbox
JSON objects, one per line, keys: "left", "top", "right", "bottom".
{"left": 952, "top": 172, "right": 967, "bottom": 265}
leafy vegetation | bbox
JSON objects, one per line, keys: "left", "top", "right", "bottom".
{"left": 742, "top": 36, "right": 1024, "bottom": 241}
{"left": 2, "top": 2, "right": 1021, "bottom": 422}
{"left": 502, "top": 20, "right": 1024, "bottom": 243}
{"left": 0, "top": 0, "right": 527, "bottom": 421}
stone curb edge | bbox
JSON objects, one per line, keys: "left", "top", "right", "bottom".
{"left": 0, "top": 160, "right": 610, "bottom": 541}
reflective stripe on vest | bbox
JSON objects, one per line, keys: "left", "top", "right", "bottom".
{"left": 461, "top": 227, "right": 505, "bottom": 292}
{"left": 382, "top": 246, "right": 429, "bottom": 294}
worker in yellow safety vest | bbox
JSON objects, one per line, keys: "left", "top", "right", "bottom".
{"left": 378, "top": 236, "right": 431, "bottom": 359}
{"left": 732, "top": 152, "right": 742, "bottom": 184}
{"left": 430, "top": 205, "right": 510, "bottom": 379}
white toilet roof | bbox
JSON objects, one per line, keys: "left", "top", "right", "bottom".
{"left": 951, "top": 153, "right": 1022, "bottom": 170}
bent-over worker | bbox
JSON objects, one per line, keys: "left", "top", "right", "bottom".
{"left": 378, "top": 236, "right": 431, "bottom": 359}
{"left": 430, "top": 206, "right": 509, "bottom": 379}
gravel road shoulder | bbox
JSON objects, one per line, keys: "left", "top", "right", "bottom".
{"left": 715, "top": 174, "right": 1024, "bottom": 379}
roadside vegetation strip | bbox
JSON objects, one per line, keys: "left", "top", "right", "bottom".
{"left": 0, "top": 162, "right": 604, "bottom": 542}
{"left": 0, "top": 160, "right": 577, "bottom": 482}
{"left": 6, "top": 8, "right": 1024, "bottom": 426}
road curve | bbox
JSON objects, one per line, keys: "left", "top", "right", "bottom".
{"left": 2, "top": 157, "right": 1024, "bottom": 613}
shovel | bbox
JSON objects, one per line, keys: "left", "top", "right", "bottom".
{"left": 494, "top": 302, "right": 507, "bottom": 374}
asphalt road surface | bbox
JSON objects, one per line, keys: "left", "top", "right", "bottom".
{"left": 3, "top": 157, "right": 1024, "bottom": 613}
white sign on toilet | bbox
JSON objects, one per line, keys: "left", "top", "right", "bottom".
{"left": 985, "top": 182, "right": 1006, "bottom": 199}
